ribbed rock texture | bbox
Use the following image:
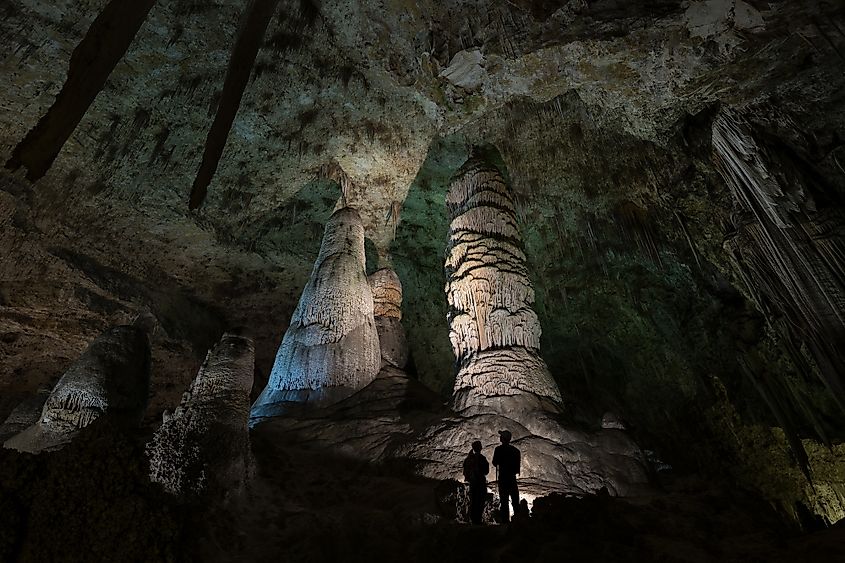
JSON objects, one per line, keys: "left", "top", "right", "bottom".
{"left": 714, "top": 109, "right": 845, "bottom": 410}
{"left": 4, "top": 325, "right": 150, "bottom": 453}
{"left": 251, "top": 207, "right": 381, "bottom": 419}
{"left": 147, "top": 333, "right": 255, "bottom": 497}
{"left": 368, "top": 268, "right": 409, "bottom": 369}
{"left": 445, "top": 153, "right": 562, "bottom": 415}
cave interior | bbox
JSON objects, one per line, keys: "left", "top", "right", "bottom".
{"left": 2, "top": 0, "right": 845, "bottom": 561}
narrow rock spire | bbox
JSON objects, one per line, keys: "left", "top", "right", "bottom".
{"left": 368, "top": 268, "right": 409, "bottom": 369}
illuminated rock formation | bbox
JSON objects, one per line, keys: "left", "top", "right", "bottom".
{"left": 445, "top": 152, "right": 563, "bottom": 418}
{"left": 147, "top": 333, "right": 254, "bottom": 496}
{"left": 4, "top": 325, "right": 150, "bottom": 453}
{"left": 251, "top": 207, "right": 381, "bottom": 420}
{"left": 368, "top": 268, "right": 408, "bottom": 369}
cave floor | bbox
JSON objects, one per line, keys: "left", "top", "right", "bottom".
{"left": 2, "top": 419, "right": 845, "bottom": 562}
{"left": 192, "top": 424, "right": 845, "bottom": 563}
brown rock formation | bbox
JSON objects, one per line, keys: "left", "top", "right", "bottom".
{"left": 714, "top": 109, "right": 845, "bottom": 409}
{"left": 147, "top": 333, "right": 254, "bottom": 497}
{"left": 4, "top": 325, "right": 150, "bottom": 453}
{"left": 368, "top": 268, "right": 409, "bottom": 369}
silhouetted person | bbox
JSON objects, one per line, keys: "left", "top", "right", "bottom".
{"left": 492, "top": 429, "right": 521, "bottom": 523}
{"left": 462, "top": 440, "right": 489, "bottom": 524}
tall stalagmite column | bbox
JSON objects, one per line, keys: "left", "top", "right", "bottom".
{"left": 251, "top": 207, "right": 381, "bottom": 420}
{"left": 445, "top": 151, "right": 562, "bottom": 417}
{"left": 4, "top": 325, "right": 150, "bottom": 453}
{"left": 147, "top": 333, "right": 254, "bottom": 497}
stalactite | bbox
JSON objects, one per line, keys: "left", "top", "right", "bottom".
{"left": 147, "top": 333, "right": 254, "bottom": 497}
{"left": 613, "top": 200, "right": 662, "bottom": 266}
{"left": 714, "top": 109, "right": 845, "bottom": 414}
{"left": 251, "top": 207, "right": 381, "bottom": 420}
{"left": 5, "top": 0, "right": 157, "bottom": 180}
{"left": 369, "top": 268, "right": 409, "bottom": 369}
{"left": 4, "top": 325, "right": 150, "bottom": 453}
{"left": 445, "top": 150, "right": 563, "bottom": 414}
{"left": 189, "top": 0, "right": 281, "bottom": 209}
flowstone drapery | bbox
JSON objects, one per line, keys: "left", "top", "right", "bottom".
{"left": 148, "top": 333, "right": 255, "bottom": 496}
{"left": 251, "top": 207, "right": 381, "bottom": 420}
{"left": 445, "top": 153, "right": 562, "bottom": 417}
{"left": 4, "top": 325, "right": 150, "bottom": 453}
{"left": 368, "top": 268, "right": 409, "bottom": 369}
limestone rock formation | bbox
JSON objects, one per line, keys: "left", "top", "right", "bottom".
{"left": 714, "top": 109, "right": 845, "bottom": 408}
{"left": 4, "top": 325, "right": 150, "bottom": 453}
{"left": 445, "top": 152, "right": 563, "bottom": 418}
{"left": 368, "top": 268, "right": 409, "bottom": 369}
{"left": 147, "top": 333, "right": 255, "bottom": 497}
{"left": 251, "top": 207, "right": 381, "bottom": 420}
{"left": 0, "top": 391, "right": 49, "bottom": 443}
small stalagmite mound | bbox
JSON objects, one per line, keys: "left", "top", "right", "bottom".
{"left": 251, "top": 207, "right": 381, "bottom": 420}
{"left": 4, "top": 324, "right": 150, "bottom": 454}
{"left": 147, "top": 332, "right": 255, "bottom": 497}
{"left": 369, "top": 267, "right": 409, "bottom": 369}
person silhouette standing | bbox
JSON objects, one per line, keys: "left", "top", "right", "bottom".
{"left": 463, "top": 440, "right": 489, "bottom": 524}
{"left": 492, "top": 429, "right": 521, "bottom": 523}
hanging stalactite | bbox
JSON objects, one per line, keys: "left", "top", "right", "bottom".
{"left": 713, "top": 109, "right": 845, "bottom": 416}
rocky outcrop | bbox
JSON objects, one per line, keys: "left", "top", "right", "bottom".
{"left": 445, "top": 152, "right": 563, "bottom": 420}
{"left": 251, "top": 207, "right": 381, "bottom": 420}
{"left": 368, "top": 268, "right": 409, "bottom": 369}
{"left": 147, "top": 333, "right": 254, "bottom": 497}
{"left": 4, "top": 325, "right": 150, "bottom": 453}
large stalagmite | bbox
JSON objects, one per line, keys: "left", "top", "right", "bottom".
{"left": 147, "top": 333, "right": 255, "bottom": 496}
{"left": 3, "top": 325, "right": 150, "bottom": 453}
{"left": 251, "top": 207, "right": 381, "bottom": 420}
{"left": 445, "top": 152, "right": 563, "bottom": 419}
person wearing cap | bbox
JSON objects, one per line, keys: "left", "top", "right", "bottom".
{"left": 492, "top": 429, "right": 521, "bottom": 523}
{"left": 462, "top": 440, "right": 489, "bottom": 524}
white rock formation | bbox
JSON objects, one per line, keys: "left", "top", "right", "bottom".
{"left": 147, "top": 333, "right": 254, "bottom": 497}
{"left": 445, "top": 153, "right": 563, "bottom": 420}
{"left": 368, "top": 268, "right": 409, "bottom": 369}
{"left": 251, "top": 207, "right": 381, "bottom": 420}
{"left": 4, "top": 325, "right": 150, "bottom": 453}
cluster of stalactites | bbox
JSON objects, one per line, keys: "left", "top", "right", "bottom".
{"left": 4, "top": 325, "right": 150, "bottom": 453}
{"left": 251, "top": 207, "right": 381, "bottom": 416}
{"left": 713, "top": 109, "right": 845, "bottom": 411}
{"left": 445, "top": 153, "right": 562, "bottom": 410}
{"left": 148, "top": 333, "right": 254, "bottom": 497}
